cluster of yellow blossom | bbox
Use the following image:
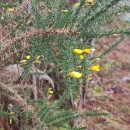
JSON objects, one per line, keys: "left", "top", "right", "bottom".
{"left": 73, "top": 48, "right": 95, "bottom": 55}
{"left": 62, "top": 0, "right": 94, "bottom": 13}
{"left": 69, "top": 65, "right": 100, "bottom": 79}
{"left": 20, "top": 55, "right": 41, "bottom": 65}
{"left": 69, "top": 47, "right": 100, "bottom": 79}
{"left": 73, "top": 48, "right": 95, "bottom": 60}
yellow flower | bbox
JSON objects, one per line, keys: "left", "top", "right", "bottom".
{"left": 74, "top": 2, "right": 80, "bottom": 7}
{"left": 7, "top": 8, "right": 14, "bottom": 12}
{"left": 83, "top": 48, "right": 95, "bottom": 54}
{"left": 73, "top": 49, "right": 83, "bottom": 54}
{"left": 25, "top": 55, "right": 31, "bottom": 60}
{"left": 70, "top": 71, "right": 82, "bottom": 78}
{"left": 48, "top": 88, "right": 54, "bottom": 95}
{"left": 83, "top": 48, "right": 91, "bottom": 54}
{"left": 62, "top": 9, "right": 69, "bottom": 12}
{"left": 86, "top": 0, "right": 94, "bottom": 6}
{"left": 79, "top": 55, "right": 84, "bottom": 60}
{"left": 48, "top": 90, "right": 54, "bottom": 94}
{"left": 91, "top": 65, "right": 100, "bottom": 72}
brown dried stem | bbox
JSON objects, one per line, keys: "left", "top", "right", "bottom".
{"left": 0, "top": 28, "right": 78, "bottom": 56}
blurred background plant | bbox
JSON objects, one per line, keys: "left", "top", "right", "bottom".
{"left": 0, "top": 0, "right": 130, "bottom": 129}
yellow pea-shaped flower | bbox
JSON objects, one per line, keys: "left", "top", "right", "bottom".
{"left": 25, "top": 55, "right": 31, "bottom": 60}
{"left": 73, "top": 49, "right": 83, "bottom": 54}
{"left": 83, "top": 48, "right": 91, "bottom": 54}
{"left": 79, "top": 55, "right": 84, "bottom": 60}
{"left": 91, "top": 65, "right": 100, "bottom": 72}
{"left": 84, "top": 48, "right": 95, "bottom": 54}
{"left": 70, "top": 71, "right": 82, "bottom": 78}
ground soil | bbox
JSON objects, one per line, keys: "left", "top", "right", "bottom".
{"left": 83, "top": 34, "right": 130, "bottom": 130}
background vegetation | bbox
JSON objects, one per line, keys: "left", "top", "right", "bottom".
{"left": 0, "top": 0, "right": 130, "bottom": 130}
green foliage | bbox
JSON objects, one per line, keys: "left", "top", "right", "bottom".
{"left": 37, "top": 100, "right": 109, "bottom": 129}
{"left": 0, "top": 0, "right": 130, "bottom": 129}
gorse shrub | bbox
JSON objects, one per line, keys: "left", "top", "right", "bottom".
{"left": 0, "top": 0, "right": 130, "bottom": 129}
